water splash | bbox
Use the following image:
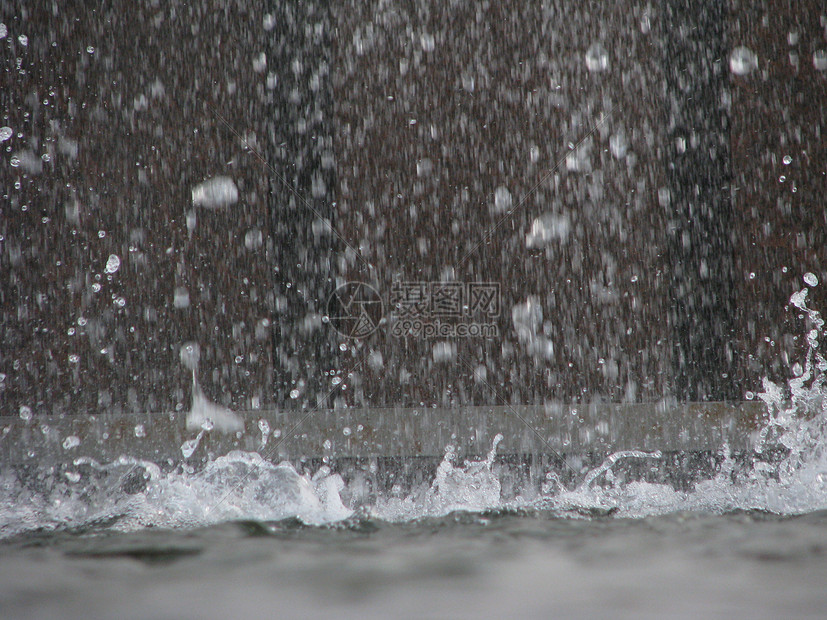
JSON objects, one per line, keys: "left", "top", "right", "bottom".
{"left": 3, "top": 283, "right": 827, "bottom": 535}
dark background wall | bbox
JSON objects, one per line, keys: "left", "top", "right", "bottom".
{"left": 1, "top": 0, "right": 825, "bottom": 418}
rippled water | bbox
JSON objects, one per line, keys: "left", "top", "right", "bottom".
{"left": 3, "top": 510, "right": 827, "bottom": 619}
{"left": 2, "top": 286, "right": 826, "bottom": 618}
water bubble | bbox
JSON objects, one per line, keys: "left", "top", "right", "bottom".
{"left": 585, "top": 42, "right": 610, "bottom": 72}
{"left": 804, "top": 273, "right": 819, "bottom": 287}
{"left": 68, "top": 354, "right": 79, "bottom": 364}
{"left": 86, "top": 45, "right": 95, "bottom": 54}
{"left": 91, "top": 283, "right": 101, "bottom": 293}
{"left": 134, "top": 424, "right": 146, "bottom": 438}
{"left": 19, "top": 405, "right": 32, "bottom": 421}
{"left": 9, "top": 155, "right": 20, "bottom": 167}
{"left": 339, "top": 343, "right": 348, "bottom": 352}
{"left": 62, "top": 435, "right": 80, "bottom": 450}
{"left": 98, "top": 230, "right": 106, "bottom": 238}
{"left": 0, "top": 23, "right": 6, "bottom": 39}
{"left": 814, "top": 50, "right": 827, "bottom": 71}
{"left": 745, "top": 391, "right": 755, "bottom": 400}
{"left": 289, "top": 389, "right": 300, "bottom": 399}
{"left": 104, "top": 254, "right": 120, "bottom": 274}
{"left": 0, "top": 127, "right": 12, "bottom": 142}
{"left": 65, "top": 471, "right": 81, "bottom": 483}
{"left": 78, "top": 317, "right": 87, "bottom": 326}
{"left": 323, "top": 439, "right": 332, "bottom": 450}
{"left": 331, "top": 376, "right": 343, "bottom": 386}
{"left": 783, "top": 155, "right": 793, "bottom": 165}
{"left": 17, "top": 34, "right": 27, "bottom": 46}
{"left": 343, "top": 427, "right": 352, "bottom": 436}
{"left": 730, "top": 46, "right": 758, "bottom": 75}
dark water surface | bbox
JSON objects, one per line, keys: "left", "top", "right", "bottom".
{"left": 3, "top": 509, "right": 827, "bottom": 620}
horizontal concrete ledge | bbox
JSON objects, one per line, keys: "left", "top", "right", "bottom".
{"left": 0, "top": 402, "right": 768, "bottom": 467}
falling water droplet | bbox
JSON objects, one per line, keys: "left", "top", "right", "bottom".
{"left": 730, "top": 46, "right": 758, "bottom": 75}
{"left": 173, "top": 287, "right": 190, "bottom": 308}
{"left": 492, "top": 186, "right": 513, "bottom": 213}
{"left": 245, "top": 228, "right": 263, "bottom": 250}
{"left": 104, "top": 254, "right": 120, "bottom": 274}
{"left": 191, "top": 176, "right": 239, "bottom": 208}
{"left": 585, "top": 43, "right": 610, "bottom": 72}
{"left": 180, "top": 431, "right": 204, "bottom": 459}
